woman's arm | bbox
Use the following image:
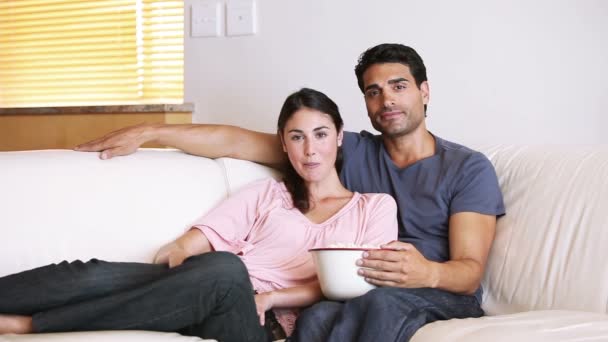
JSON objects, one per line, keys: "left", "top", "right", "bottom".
{"left": 254, "top": 282, "right": 323, "bottom": 325}
{"left": 154, "top": 228, "right": 213, "bottom": 268}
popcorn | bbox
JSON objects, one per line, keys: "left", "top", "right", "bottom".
{"left": 327, "top": 242, "right": 380, "bottom": 249}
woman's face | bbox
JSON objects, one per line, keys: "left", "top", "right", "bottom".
{"left": 281, "top": 107, "right": 343, "bottom": 184}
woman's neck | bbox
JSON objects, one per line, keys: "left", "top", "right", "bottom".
{"left": 305, "top": 170, "right": 352, "bottom": 204}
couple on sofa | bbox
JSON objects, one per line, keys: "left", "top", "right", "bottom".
{"left": 0, "top": 44, "right": 504, "bottom": 342}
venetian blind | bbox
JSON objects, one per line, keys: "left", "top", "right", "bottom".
{"left": 0, "top": 0, "right": 183, "bottom": 108}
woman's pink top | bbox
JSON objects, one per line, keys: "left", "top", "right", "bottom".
{"left": 191, "top": 178, "right": 398, "bottom": 335}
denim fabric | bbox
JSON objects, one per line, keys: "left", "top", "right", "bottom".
{"left": 0, "top": 252, "right": 268, "bottom": 342}
{"left": 289, "top": 287, "right": 483, "bottom": 342}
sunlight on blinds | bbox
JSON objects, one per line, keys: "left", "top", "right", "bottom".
{"left": 0, "top": 0, "right": 184, "bottom": 107}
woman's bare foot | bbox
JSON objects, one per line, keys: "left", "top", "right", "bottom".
{"left": 0, "top": 314, "right": 33, "bottom": 334}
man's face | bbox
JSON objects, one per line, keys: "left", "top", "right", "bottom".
{"left": 362, "top": 63, "right": 429, "bottom": 138}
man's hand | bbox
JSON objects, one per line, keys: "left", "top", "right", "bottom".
{"left": 74, "top": 123, "right": 154, "bottom": 159}
{"left": 254, "top": 292, "right": 275, "bottom": 326}
{"left": 356, "top": 241, "right": 439, "bottom": 288}
{"left": 153, "top": 242, "right": 191, "bottom": 268}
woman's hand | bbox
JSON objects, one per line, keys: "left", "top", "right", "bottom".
{"left": 254, "top": 292, "right": 275, "bottom": 326}
{"left": 154, "top": 229, "right": 214, "bottom": 268}
{"left": 153, "top": 242, "right": 191, "bottom": 268}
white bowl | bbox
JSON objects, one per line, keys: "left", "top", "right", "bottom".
{"left": 309, "top": 247, "right": 377, "bottom": 301}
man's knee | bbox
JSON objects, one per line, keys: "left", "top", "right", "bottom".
{"left": 297, "top": 301, "right": 343, "bottom": 329}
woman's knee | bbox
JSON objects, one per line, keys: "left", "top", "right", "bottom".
{"left": 181, "top": 252, "right": 251, "bottom": 286}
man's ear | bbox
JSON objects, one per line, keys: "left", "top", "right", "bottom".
{"left": 337, "top": 130, "right": 344, "bottom": 147}
{"left": 420, "top": 81, "right": 430, "bottom": 105}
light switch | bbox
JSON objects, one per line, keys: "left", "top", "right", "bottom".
{"left": 226, "top": 0, "right": 256, "bottom": 36}
{"left": 191, "top": 0, "right": 221, "bottom": 37}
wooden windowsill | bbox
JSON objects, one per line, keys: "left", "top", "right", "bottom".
{"left": 0, "top": 104, "right": 194, "bottom": 151}
{"left": 0, "top": 103, "right": 194, "bottom": 115}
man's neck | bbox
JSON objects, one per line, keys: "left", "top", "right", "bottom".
{"left": 382, "top": 128, "right": 435, "bottom": 169}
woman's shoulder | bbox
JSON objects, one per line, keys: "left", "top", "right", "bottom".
{"left": 357, "top": 192, "right": 397, "bottom": 210}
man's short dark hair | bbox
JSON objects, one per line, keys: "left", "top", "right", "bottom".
{"left": 355, "top": 44, "right": 428, "bottom": 93}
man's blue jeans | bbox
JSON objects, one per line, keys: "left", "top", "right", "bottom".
{"left": 0, "top": 252, "right": 268, "bottom": 342}
{"left": 289, "top": 287, "right": 483, "bottom": 342}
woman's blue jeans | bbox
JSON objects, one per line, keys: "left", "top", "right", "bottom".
{"left": 0, "top": 252, "right": 268, "bottom": 342}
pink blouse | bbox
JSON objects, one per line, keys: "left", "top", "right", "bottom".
{"left": 192, "top": 178, "right": 398, "bottom": 335}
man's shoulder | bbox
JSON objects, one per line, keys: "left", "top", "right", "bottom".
{"left": 342, "top": 131, "right": 382, "bottom": 159}
{"left": 343, "top": 130, "right": 381, "bottom": 144}
{"left": 434, "top": 135, "right": 488, "bottom": 165}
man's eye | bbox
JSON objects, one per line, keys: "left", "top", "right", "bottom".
{"left": 290, "top": 135, "right": 302, "bottom": 141}
{"left": 395, "top": 84, "right": 406, "bottom": 90}
{"left": 316, "top": 132, "right": 328, "bottom": 138}
{"left": 366, "top": 90, "right": 380, "bottom": 97}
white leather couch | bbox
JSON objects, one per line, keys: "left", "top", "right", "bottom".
{"left": 1, "top": 146, "right": 607, "bottom": 341}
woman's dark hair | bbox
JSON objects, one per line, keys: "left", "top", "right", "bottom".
{"left": 354, "top": 43, "right": 428, "bottom": 112}
{"left": 277, "top": 88, "right": 344, "bottom": 213}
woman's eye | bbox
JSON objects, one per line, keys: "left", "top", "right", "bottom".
{"left": 316, "top": 132, "right": 328, "bottom": 138}
{"left": 290, "top": 135, "right": 302, "bottom": 141}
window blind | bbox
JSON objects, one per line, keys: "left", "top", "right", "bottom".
{"left": 0, "top": 0, "right": 183, "bottom": 108}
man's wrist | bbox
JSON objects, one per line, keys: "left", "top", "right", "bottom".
{"left": 143, "top": 123, "right": 164, "bottom": 144}
{"left": 428, "top": 261, "right": 441, "bottom": 289}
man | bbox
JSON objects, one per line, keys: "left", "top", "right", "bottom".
{"left": 76, "top": 43, "right": 505, "bottom": 341}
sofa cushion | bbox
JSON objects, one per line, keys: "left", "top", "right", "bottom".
{"left": 411, "top": 310, "right": 608, "bottom": 342}
{"left": 478, "top": 145, "right": 608, "bottom": 315}
{"left": 0, "top": 149, "right": 229, "bottom": 277}
{"left": 0, "top": 330, "right": 211, "bottom": 342}
{"left": 216, "top": 157, "right": 282, "bottom": 195}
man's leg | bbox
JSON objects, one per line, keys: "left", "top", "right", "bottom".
{"left": 289, "top": 301, "right": 343, "bottom": 341}
{"left": 292, "top": 287, "right": 482, "bottom": 342}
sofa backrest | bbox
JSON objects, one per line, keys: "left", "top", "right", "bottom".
{"left": 478, "top": 145, "right": 608, "bottom": 315}
{"left": 0, "top": 149, "right": 279, "bottom": 278}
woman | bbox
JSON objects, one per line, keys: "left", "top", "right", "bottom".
{"left": 0, "top": 88, "right": 397, "bottom": 341}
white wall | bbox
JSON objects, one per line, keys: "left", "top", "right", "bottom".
{"left": 184, "top": 0, "right": 608, "bottom": 145}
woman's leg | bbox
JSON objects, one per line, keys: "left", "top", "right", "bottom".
{"left": 0, "top": 258, "right": 167, "bottom": 315}
{"left": 32, "top": 252, "right": 268, "bottom": 342}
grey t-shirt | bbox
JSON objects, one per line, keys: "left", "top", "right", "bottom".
{"left": 340, "top": 131, "right": 505, "bottom": 299}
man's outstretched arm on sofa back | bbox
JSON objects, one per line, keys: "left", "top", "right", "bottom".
{"left": 74, "top": 123, "right": 286, "bottom": 167}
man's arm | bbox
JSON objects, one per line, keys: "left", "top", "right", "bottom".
{"left": 75, "top": 123, "right": 287, "bottom": 167}
{"left": 357, "top": 212, "right": 496, "bottom": 295}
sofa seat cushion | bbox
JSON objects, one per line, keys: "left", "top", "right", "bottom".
{"left": 411, "top": 310, "right": 608, "bottom": 342}
{"left": 0, "top": 331, "right": 213, "bottom": 342}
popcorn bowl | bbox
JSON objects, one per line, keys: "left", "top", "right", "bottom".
{"left": 309, "top": 247, "right": 378, "bottom": 301}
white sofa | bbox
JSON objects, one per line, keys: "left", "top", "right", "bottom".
{"left": 1, "top": 146, "right": 607, "bottom": 341}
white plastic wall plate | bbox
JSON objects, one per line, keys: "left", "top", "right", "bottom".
{"left": 226, "top": 0, "right": 256, "bottom": 36}
{"left": 191, "top": 0, "right": 222, "bottom": 37}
